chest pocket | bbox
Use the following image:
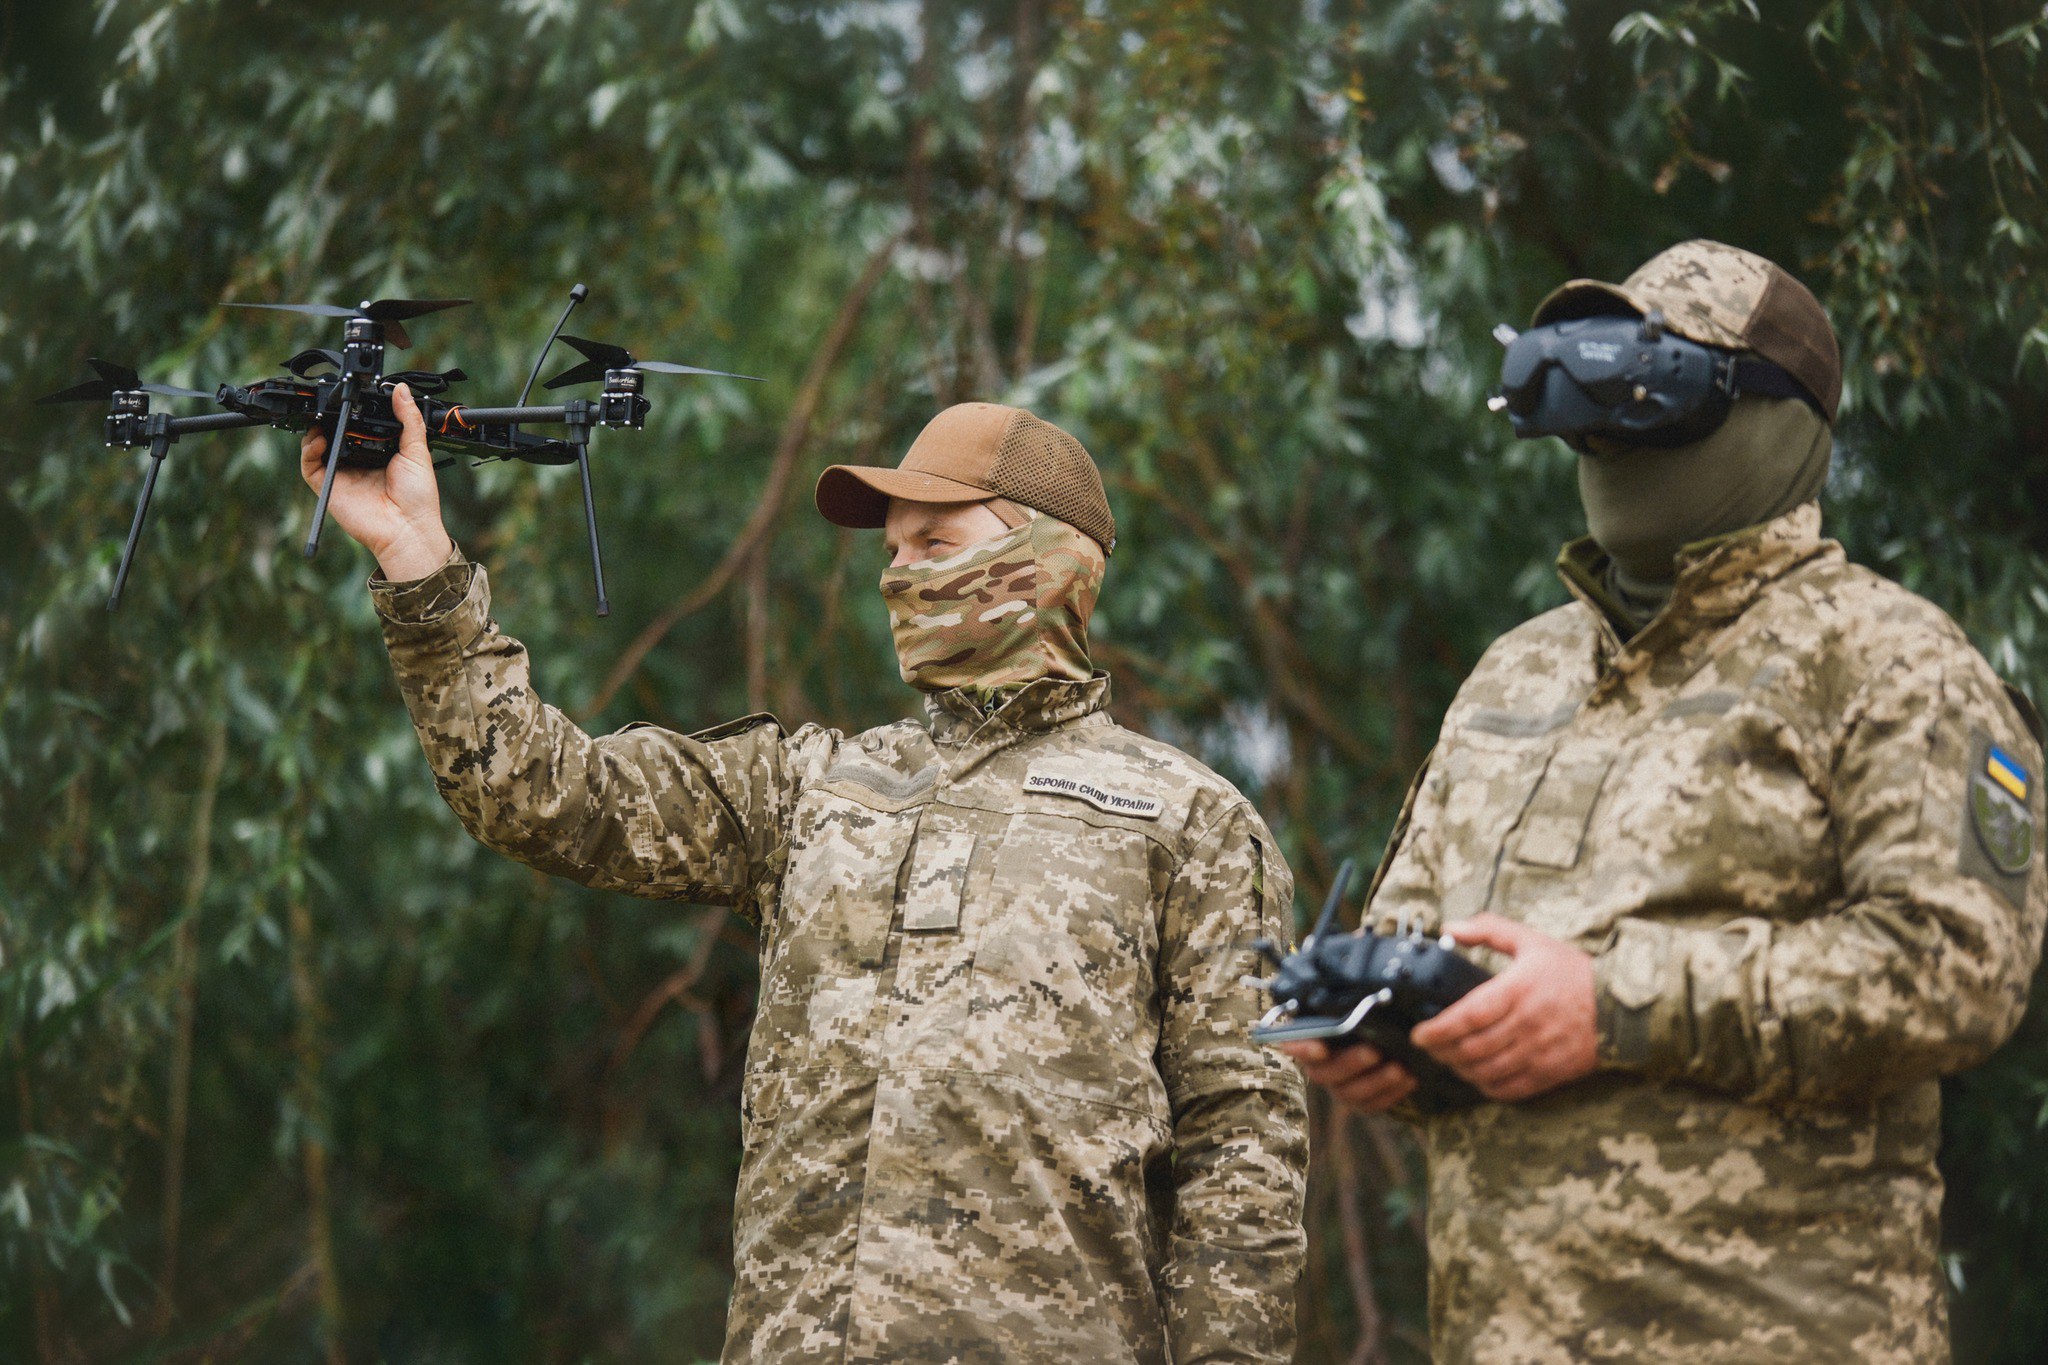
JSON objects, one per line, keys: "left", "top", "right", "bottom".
{"left": 1431, "top": 731, "right": 1556, "bottom": 920}
{"left": 1509, "top": 748, "right": 1617, "bottom": 870}
{"left": 970, "top": 812, "right": 1158, "bottom": 1100}
{"left": 902, "top": 829, "right": 975, "bottom": 930}
{"left": 754, "top": 790, "right": 918, "bottom": 1072}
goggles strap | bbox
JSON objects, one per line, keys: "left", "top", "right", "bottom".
{"left": 1731, "top": 355, "right": 1826, "bottom": 420}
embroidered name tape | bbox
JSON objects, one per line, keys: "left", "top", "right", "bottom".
{"left": 1024, "top": 768, "right": 1163, "bottom": 820}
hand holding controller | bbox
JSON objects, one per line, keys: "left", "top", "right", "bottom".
{"left": 1249, "top": 860, "right": 1494, "bottom": 1113}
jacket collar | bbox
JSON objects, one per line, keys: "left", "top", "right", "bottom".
{"left": 1557, "top": 501, "right": 1841, "bottom": 677}
{"left": 923, "top": 672, "right": 1112, "bottom": 746}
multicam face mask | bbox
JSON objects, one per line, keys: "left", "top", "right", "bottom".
{"left": 880, "top": 513, "right": 1104, "bottom": 692}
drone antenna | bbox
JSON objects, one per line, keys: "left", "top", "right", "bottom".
{"left": 518, "top": 283, "right": 588, "bottom": 407}
{"left": 1305, "top": 858, "right": 1358, "bottom": 947}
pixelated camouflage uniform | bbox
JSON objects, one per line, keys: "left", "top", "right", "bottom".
{"left": 370, "top": 550, "right": 1309, "bottom": 1363}
{"left": 1367, "top": 503, "right": 2047, "bottom": 1363}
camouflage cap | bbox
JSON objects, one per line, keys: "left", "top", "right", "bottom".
{"left": 815, "top": 402, "right": 1117, "bottom": 554}
{"left": 1532, "top": 240, "right": 1842, "bottom": 422}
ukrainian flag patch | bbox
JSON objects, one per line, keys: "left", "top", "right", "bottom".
{"left": 1969, "top": 733, "right": 2036, "bottom": 882}
{"left": 1987, "top": 746, "right": 2031, "bottom": 802}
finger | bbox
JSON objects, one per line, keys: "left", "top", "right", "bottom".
{"left": 391, "top": 383, "right": 431, "bottom": 467}
{"left": 1432, "top": 1009, "right": 1523, "bottom": 1068}
{"left": 1282, "top": 1039, "right": 1387, "bottom": 1072}
{"left": 1295, "top": 1043, "right": 1388, "bottom": 1088}
{"left": 1443, "top": 913, "right": 1533, "bottom": 956}
{"left": 1332, "top": 1065, "right": 1418, "bottom": 1114}
{"left": 1465, "top": 1045, "right": 1534, "bottom": 1089}
{"left": 299, "top": 428, "right": 328, "bottom": 487}
{"left": 1483, "top": 1069, "right": 1554, "bottom": 1104}
{"left": 1412, "top": 974, "right": 1527, "bottom": 1049}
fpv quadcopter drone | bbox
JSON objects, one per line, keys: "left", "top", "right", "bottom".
{"left": 37, "top": 285, "right": 759, "bottom": 614}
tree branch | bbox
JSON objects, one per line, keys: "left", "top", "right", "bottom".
{"left": 578, "top": 232, "right": 904, "bottom": 721}
{"left": 1116, "top": 472, "right": 1391, "bottom": 776}
{"left": 602, "top": 905, "right": 729, "bottom": 1145}
{"left": 1328, "top": 1106, "right": 1386, "bottom": 1365}
{"left": 153, "top": 708, "right": 228, "bottom": 1339}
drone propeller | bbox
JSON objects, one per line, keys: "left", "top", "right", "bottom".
{"left": 37, "top": 358, "right": 212, "bottom": 405}
{"left": 227, "top": 297, "right": 470, "bottom": 349}
{"left": 542, "top": 334, "right": 761, "bottom": 389}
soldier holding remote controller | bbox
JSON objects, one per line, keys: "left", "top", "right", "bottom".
{"left": 1287, "top": 242, "right": 2046, "bottom": 1363}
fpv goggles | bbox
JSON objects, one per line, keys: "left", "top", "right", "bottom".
{"left": 1489, "top": 310, "right": 1822, "bottom": 448}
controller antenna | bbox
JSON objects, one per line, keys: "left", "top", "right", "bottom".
{"left": 1304, "top": 858, "right": 1356, "bottom": 949}
{"left": 517, "top": 283, "right": 588, "bottom": 406}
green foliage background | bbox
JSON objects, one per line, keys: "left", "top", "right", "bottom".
{"left": 3, "top": 1, "right": 2045, "bottom": 1360}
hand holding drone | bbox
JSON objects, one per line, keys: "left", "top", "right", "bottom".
{"left": 1248, "top": 859, "right": 1494, "bottom": 1113}
{"left": 37, "top": 285, "right": 760, "bottom": 613}
{"left": 295, "top": 382, "right": 454, "bottom": 583}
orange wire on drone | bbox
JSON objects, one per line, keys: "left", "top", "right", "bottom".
{"left": 439, "top": 405, "right": 473, "bottom": 434}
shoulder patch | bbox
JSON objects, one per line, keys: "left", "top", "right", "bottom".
{"left": 1962, "top": 729, "right": 2035, "bottom": 901}
{"left": 1024, "top": 765, "right": 1164, "bottom": 820}
{"left": 1987, "top": 745, "right": 2031, "bottom": 803}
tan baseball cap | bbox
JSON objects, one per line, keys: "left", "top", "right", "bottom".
{"left": 1532, "top": 239, "right": 1842, "bottom": 422}
{"left": 815, "top": 401, "right": 1118, "bottom": 553}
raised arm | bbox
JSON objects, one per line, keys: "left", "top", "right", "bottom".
{"left": 308, "top": 385, "right": 827, "bottom": 914}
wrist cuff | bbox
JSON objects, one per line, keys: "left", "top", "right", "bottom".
{"left": 369, "top": 541, "right": 472, "bottom": 625}
{"left": 1591, "top": 918, "right": 1675, "bottom": 1072}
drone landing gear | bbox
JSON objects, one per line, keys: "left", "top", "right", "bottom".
{"left": 101, "top": 408, "right": 266, "bottom": 611}
{"left": 566, "top": 405, "right": 609, "bottom": 617}
{"left": 109, "top": 427, "right": 171, "bottom": 611}
{"left": 303, "top": 389, "right": 354, "bottom": 559}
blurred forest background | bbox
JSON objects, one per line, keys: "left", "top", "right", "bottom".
{"left": 3, "top": 1, "right": 2046, "bottom": 1361}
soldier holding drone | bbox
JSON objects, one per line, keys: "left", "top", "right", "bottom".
{"left": 299, "top": 389, "right": 1311, "bottom": 1361}
{"left": 45, "top": 288, "right": 1310, "bottom": 1358}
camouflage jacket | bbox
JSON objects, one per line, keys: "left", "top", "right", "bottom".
{"left": 1368, "top": 504, "right": 2046, "bottom": 1364}
{"left": 371, "top": 553, "right": 1309, "bottom": 1363}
